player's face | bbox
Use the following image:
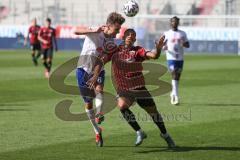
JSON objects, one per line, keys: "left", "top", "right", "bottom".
{"left": 106, "top": 23, "right": 121, "bottom": 38}
{"left": 170, "top": 18, "right": 179, "bottom": 30}
{"left": 124, "top": 32, "right": 136, "bottom": 47}
{"left": 45, "top": 21, "right": 51, "bottom": 27}
{"left": 32, "top": 19, "right": 37, "bottom": 26}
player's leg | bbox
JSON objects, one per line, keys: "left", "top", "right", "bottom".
{"left": 171, "top": 70, "right": 179, "bottom": 104}
{"left": 76, "top": 68, "right": 103, "bottom": 147}
{"left": 168, "top": 60, "right": 176, "bottom": 104}
{"left": 42, "top": 49, "right": 50, "bottom": 78}
{"left": 46, "top": 48, "right": 53, "bottom": 72}
{"left": 85, "top": 102, "right": 103, "bottom": 147}
{"left": 117, "top": 94, "right": 146, "bottom": 146}
{"left": 170, "top": 61, "right": 184, "bottom": 105}
{"left": 168, "top": 60, "right": 182, "bottom": 105}
{"left": 136, "top": 91, "right": 176, "bottom": 148}
{"left": 35, "top": 43, "right": 42, "bottom": 61}
{"left": 31, "top": 45, "right": 38, "bottom": 66}
{"left": 94, "top": 70, "right": 105, "bottom": 124}
{"left": 43, "top": 48, "right": 53, "bottom": 78}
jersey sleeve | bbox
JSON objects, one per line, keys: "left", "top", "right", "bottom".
{"left": 86, "top": 32, "right": 99, "bottom": 41}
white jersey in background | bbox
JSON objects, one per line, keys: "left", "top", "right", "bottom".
{"left": 163, "top": 29, "right": 188, "bottom": 61}
{"left": 77, "top": 31, "right": 115, "bottom": 74}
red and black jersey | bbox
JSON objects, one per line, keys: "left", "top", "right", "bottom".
{"left": 28, "top": 25, "right": 40, "bottom": 44}
{"left": 110, "top": 45, "right": 148, "bottom": 91}
{"left": 38, "top": 27, "right": 56, "bottom": 49}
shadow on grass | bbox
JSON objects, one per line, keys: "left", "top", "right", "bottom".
{"left": 0, "top": 103, "right": 29, "bottom": 107}
{"left": 136, "top": 146, "right": 240, "bottom": 153}
{"left": 0, "top": 109, "right": 29, "bottom": 111}
{"left": 0, "top": 103, "right": 29, "bottom": 111}
{"left": 183, "top": 103, "right": 240, "bottom": 107}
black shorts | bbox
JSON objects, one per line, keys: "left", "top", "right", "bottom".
{"left": 42, "top": 48, "right": 53, "bottom": 59}
{"left": 30, "top": 43, "right": 41, "bottom": 51}
{"left": 117, "top": 87, "right": 156, "bottom": 108}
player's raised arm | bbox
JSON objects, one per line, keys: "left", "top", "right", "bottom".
{"left": 74, "top": 25, "right": 106, "bottom": 35}
{"left": 146, "top": 35, "right": 165, "bottom": 59}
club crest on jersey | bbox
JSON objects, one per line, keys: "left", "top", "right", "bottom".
{"left": 129, "top": 51, "right": 135, "bottom": 55}
{"left": 103, "top": 39, "right": 117, "bottom": 54}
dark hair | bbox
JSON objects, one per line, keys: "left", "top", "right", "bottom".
{"left": 106, "top": 12, "right": 125, "bottom": 25}
{"left": 123, "top": 28, "right": 136, "bottom": 40}
{"left": 46, "top": 18, "right": 51, "bottom": 23}
{"left": 171, "top": 16, "right": 180, "bottom": 22}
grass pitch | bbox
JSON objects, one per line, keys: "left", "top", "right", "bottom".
{"left": 0, "top": 50, "right": 240, "bottom": 160}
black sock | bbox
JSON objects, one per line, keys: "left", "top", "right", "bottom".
{"left": 150, "top": 112, "right": 167, "bottom": 134}
{"left": 36, "top": 51, "right": 41, "bottom": 59}
{"left": 48, "top": 61, "right": 52, "bottom": 72}
{"left": 31, "top": 54, "right": 35, "bottom": 60}
{"left": 120, "top": 108, "right": 141, "bottom": 132}
{"left": 43, "top": 62, "right": 49, "bottom": 70}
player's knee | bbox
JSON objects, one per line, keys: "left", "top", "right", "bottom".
{"left": 84, "top": 103, "right": 93, "bottom": 110}
{"left": 174, "top": 74, "right": 180, "bottom": 80}
{"left": 173, "top": 76, "right": 178, "bottom": 80}
{"left": 117, "top": 99, "right": 129, "bottom": 110}
{"left": 171, "top": 72, "right": 178, "bottom": 80}
{"left": 95, "top": 85, "right": 103, "bottom": 94}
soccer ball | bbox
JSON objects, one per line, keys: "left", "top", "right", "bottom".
{"left": 123, "top": 0, "right": 139, "bottom": 17}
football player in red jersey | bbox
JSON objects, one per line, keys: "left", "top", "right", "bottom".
{"left": 24, "top": 18, "right": 41, "bottom": 66}
{"left": 93, "top": 29, "right": 176, "bottom": 147}
{"left": 38, "top": 18, "right": 58, "bottom": 78}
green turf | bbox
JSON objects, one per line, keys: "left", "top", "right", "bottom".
{"left": 0, "top": 50, "right": 240, "bottom": 160}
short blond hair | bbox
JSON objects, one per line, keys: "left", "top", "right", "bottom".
{"left": 106, "top": 12, "right": 125, "bottom": 25}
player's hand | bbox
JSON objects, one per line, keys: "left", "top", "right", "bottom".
{"left": 43, "top": 40, "right": 48, "bottom": 44}
{"left": 100, "top": 54, "right": 109, "bottom": 63}
{"left": 87, "top": 76, "right": 97, "bottom": 89}
{"left": 155, "top": 35, "right": 166, "bottom": 50}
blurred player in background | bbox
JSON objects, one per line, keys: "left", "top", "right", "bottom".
{"left": 74, "top": 12, "right": 125, "bottom": 147}
{"left": 163, "top": 16, "right": 190, "bottom": 105}
{"left": 99, "top": 29, "right": 175, "bottom": 147}
{"left": 38, "top": 18, "right": 58, "bottom": 78}
{"left": 24, "top": 18, "right": 41, "bottom": 66}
